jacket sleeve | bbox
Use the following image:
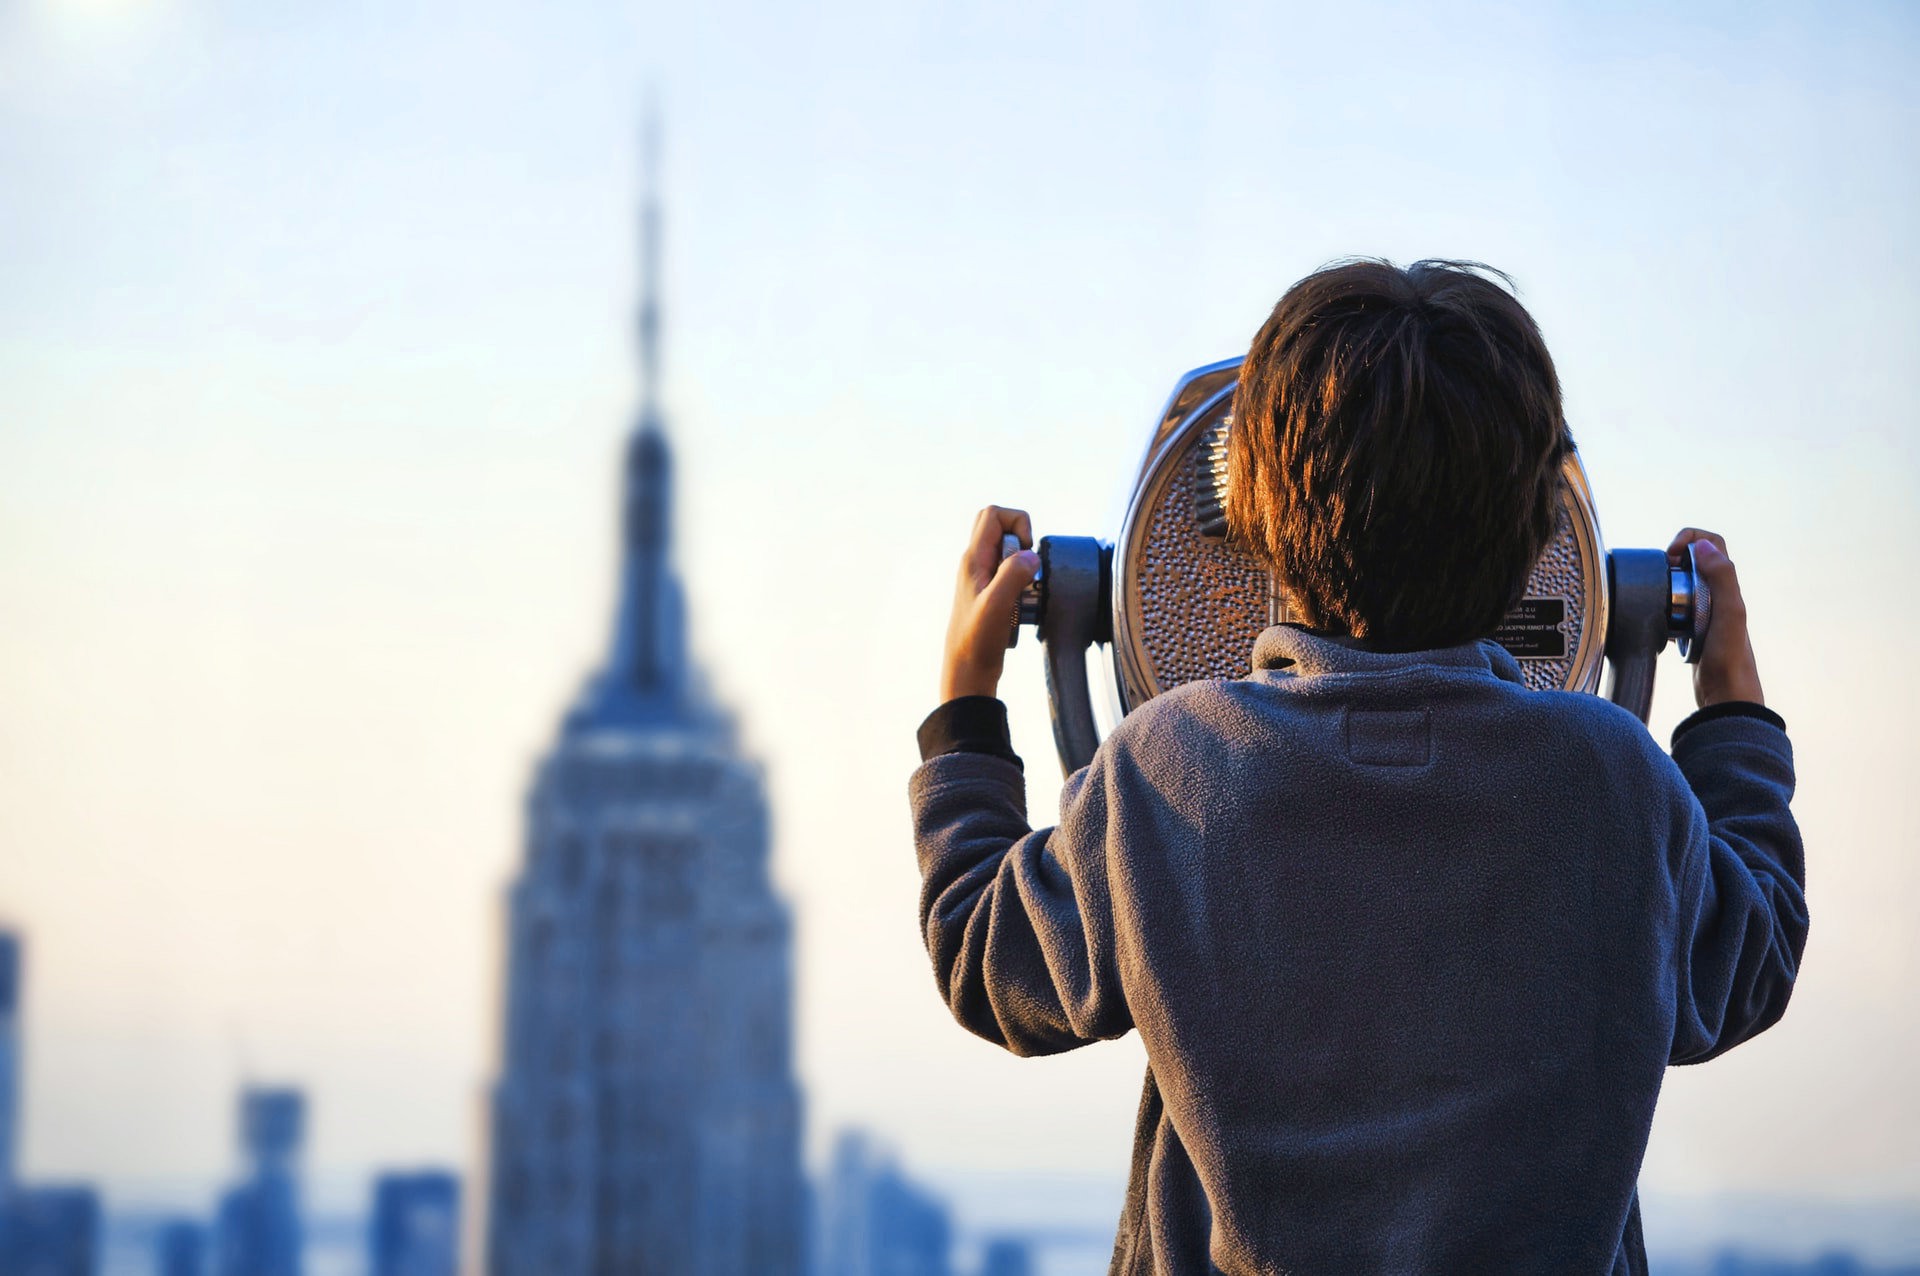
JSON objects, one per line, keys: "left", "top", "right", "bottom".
{"left": 1666, "top": 713, "right": 1808, "bottom": 1064}
{"left": 908, "top": 747, "right": 1133, "bottom": 1057}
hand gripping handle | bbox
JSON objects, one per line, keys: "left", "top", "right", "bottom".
{"left": 1604, "top": 542, "right": 1712, "bottom": 723}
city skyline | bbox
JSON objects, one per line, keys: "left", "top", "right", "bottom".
{"left": 0, "top": 914, "right": 1051, "bottom": 1275}
{"left": 0, "top": 0, "right": 1915, "bottom": 1268}
{"left": 0, "top": 100, "right": 1049, "bottom": 1275}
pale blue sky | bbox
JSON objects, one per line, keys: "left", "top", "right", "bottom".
{"left": 1, "top": 0, "right": 1915, "bottom": 1240}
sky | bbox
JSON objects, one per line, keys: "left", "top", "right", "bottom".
{"left": 1, "top": 0, "right": 1917, "bottom": 1249}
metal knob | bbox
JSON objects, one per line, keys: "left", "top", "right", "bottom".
{"left": 1669, "top": 541, "right": 1712, "bottom": 664}
{"left": 1191, "top": 418, "right": 1232, "bottom": 540}
{"left": 1001, "top": 533, "right": 1045, "bottom": 648}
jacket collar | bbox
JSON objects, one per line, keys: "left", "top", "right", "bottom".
{"left": 1249, "top": 623, "right": 1525, "bottom": 685}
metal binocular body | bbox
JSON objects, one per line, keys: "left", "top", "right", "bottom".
{"left": 1007, "top": 358, "right": 1712, "bottom": 776}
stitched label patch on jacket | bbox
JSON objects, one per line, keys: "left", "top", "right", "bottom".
{"left": 1345, "top": 708, "right": 1432, "bottom": 767}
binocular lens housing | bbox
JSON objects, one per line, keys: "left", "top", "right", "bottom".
{"left": 1001, "top": 359, "right": 1712, "bottom": 773}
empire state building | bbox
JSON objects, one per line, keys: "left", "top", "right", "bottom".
{"left": 484, "top": 126, "right": 806, "bottom": 1276}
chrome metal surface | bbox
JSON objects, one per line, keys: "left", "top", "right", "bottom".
{"left": 1000, "top": 533, "right": 1044, "bottom": 647}
{"left": 1018, "top": 583, "right": 1044, "bottom": 629}
{"left": 1190, "top": 419, "right": 1232, "bottom": 540}
{"left": 1670, "top": 541, "right": 1711, "bottom": 664}
{"left": 1136, "top": 357, "right": 1243, "bottom": 488}
{"left": 1530, "top": 460, "right": 1610, "bottom": 696}
{"left": 1111, "top": 379, "right": 1278, "bottom": 712}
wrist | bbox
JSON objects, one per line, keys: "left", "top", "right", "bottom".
{"left": 1699, "top": 677, "right": 1765, "bottom": 709}
{"left": 941, "top": 669, "right": 1001, "bottom": 701}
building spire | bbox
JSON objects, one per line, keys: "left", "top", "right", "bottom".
{"left": 566, "top": 96, "right": 689, "bottom": 729}
{"left": 638, "top": 94, "right": 662, "bottom": 423}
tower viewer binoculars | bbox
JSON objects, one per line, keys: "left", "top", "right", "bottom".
{"left": 1004, "top": 358, "right": 1711, "bottom": 775}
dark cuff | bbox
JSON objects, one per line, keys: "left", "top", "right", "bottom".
{"left": 1671, "top": 701, "right": 1787, "bottom": 748}
{"left": 917, "top": 696, "right": 1022, "bottom": 770}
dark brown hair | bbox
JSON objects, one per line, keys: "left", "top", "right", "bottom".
{"left": 1226, "top": 258, "right": 1572, "bottom": 650}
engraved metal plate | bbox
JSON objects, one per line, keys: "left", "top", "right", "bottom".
{"left": 1111, "top": 368, "right": 1608, "bottom": 711}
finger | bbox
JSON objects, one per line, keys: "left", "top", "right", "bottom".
{"left": 965, "top": 505, "right": 1034, "bottom": 584}
{"left": 1688, "top": 537, "right": 1746, "bottom": 622}
{"left": 1003, "top": 507, "right": 1033, "bottom": 549}
{"left": 1688, "top": 536, "right": 1739, "bottom": 588}
{"left": 962, "top": 508, "right": 1004, "bottom": 586}
{"left": 1667, "top": 527, "right": 1729, "bottom": 563}
{"left": 969, "top": 504, "right": 1032, "bottom": 543}
{"left": 974, "top": 547, "right": 1040, "bottom": 621}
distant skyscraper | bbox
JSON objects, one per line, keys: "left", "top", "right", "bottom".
{"left": 0, "top": 933, "right": 18, "bottom": 1204}
{"left": 977, "top": 1238, "right": 1034, "bottom": 1276}
{"left": 816, "top": 1133, "right": 953, "bottom": 1276}
{"left": 370, "top": 1172, "right": 459, "bottom": 1276}
{"left": 0, "top": 1185, "right": 99, "bottom": 1276}
{"left": 483, "top": 113, "right": 805, "bottom": 1276}
{"left": 214, "top": 1088, "right": 305, "bottom": 1276}
{"left": 0, "top": 934, "right": 98, "bottom": 1276}
{"left": 156, "top": 1219, "right": 209, "bottom": 1276}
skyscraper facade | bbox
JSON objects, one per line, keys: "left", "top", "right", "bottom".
{"left": 215, "top": 1087, "right": 306, "bottom": 1276}
{"left": 0, "top": 932, "right": 18, "bottom": 1205}
{"left": 0, "top": 1186, "right": 98, "bottom": 1276}
{"left": 484, "top": 122, "right": 805, "bottom": 1276}
{"left": 978, "top": 1238, "right": 1035, "bottom": 1276}
{"left": 815, "top": 1133, "right": 954, "bottom": 1276}
{"left": 370, "top": 1171, "right": 459, "bottom": 1276}
{"left": 156, "top": 1219, "right": 209, "bottom": 1276}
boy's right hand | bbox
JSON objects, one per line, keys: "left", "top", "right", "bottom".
{"left": 941, "top": 506, "right": 1040, "bottom": 703}
{"left": 1668, "top": 528, "right": 1765, "bottom": 709}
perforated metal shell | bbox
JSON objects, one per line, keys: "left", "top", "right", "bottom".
{"left": 1110, "top": 368, "right": 1609, "bottom": 711}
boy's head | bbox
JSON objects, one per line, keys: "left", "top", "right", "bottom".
{"left": 1226, "top": 259, "right": 1572, "bottom": 651}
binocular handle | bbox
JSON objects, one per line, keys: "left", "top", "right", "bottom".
{"left": 1004, "top": 536, "right": 1711, "bottom": 775}
{"left": 1604, "top": 542, "right": 1712, "bottom": 722}
{"left": 1002, "top": 534, "right": 1107, "bottom": 771}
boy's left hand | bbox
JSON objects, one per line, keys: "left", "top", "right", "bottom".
{"left": 941, "top": 505, "right": 1040, "bottom": 702}
{"left": 1668, "top": 526, "right": 1765, "bottom": 709}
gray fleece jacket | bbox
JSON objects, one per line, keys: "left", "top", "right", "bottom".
{"left": 908, "top": 624, "right": 1806, "bottom": 1276}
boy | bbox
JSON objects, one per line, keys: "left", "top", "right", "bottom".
{"left": 908, "top": 260, "right": 1805, "bottom": 1275}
